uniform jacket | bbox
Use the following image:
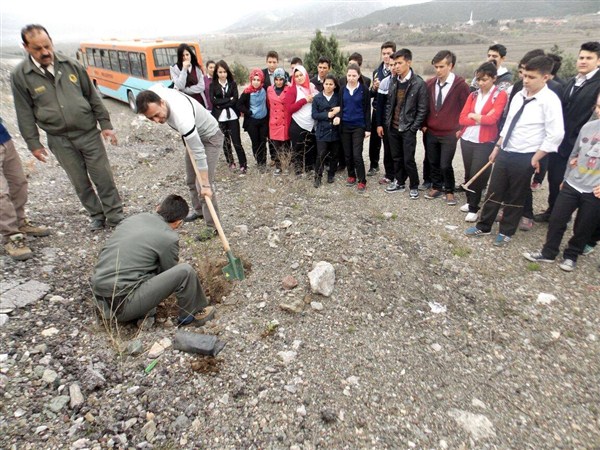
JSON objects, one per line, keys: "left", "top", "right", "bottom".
{"left": 311, "top": 91, "right": 340, "bottom": 142}
{"left": 209, "top": 79, "right": 240, "bottom": 120}
{"left": 371, "top": 62, "right": 392, "bottom": 110}
{"left": 380, "top": 70, "right": 428, "bottom": 133}
{"left": 558, "top": 70, "right": 600, "bottom": 157}
{"left": 338, "top": 79, "right": 372, "bottom": 131}
{"left": 91, "top": 212, "right": 179, "bottom": 298}
{"left": 425, "top": 75, "right": 470, "bottom": 136}
{"left": 11, "top": 52, "right": 112, "bottom": 151}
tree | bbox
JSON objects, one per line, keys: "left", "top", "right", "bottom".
{"left": 304, "top": 30, "right": 348, "bottom": 77}
{"left": 549, "top": 44, "right": 577, "bottom": 80}
{"left": 231, "top": 61, "right": 249, "bottom": 87}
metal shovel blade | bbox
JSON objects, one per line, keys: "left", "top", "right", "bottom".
{"left": 460, "top": 183, "right": 475, "bottom": 193}
{"left": 222, "top": 250, "right": 245, "bottom": 281}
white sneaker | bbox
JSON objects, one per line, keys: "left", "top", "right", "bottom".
{"left": 460, "top": 203, "right": 469, "bottom": 213}
{"left": 465, "top": 212, "right": 478, "bottom": 222}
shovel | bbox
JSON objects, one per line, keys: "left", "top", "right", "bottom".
{"left": 460, "top": 160, "right": 493, "bottom": 193}
{"left": 185, "top": 143, "right": 245, "bottom": 281}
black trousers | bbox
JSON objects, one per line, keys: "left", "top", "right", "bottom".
{"left": 219, "top": 120, "right": 247, "bottom": 168}
{"left": 341, "top": 125, "right": 366, "bottom": 183}
{"left": 289, "top": 120, "right": 314, "bottom": 174}
{"left": 378, "top": 129, "right": 394, "bottom": 181}
{"left": 315, "top": 140, "right": 339, "bottom": 177}
{"left": 460, "top": 139, "right": 494, "bottom": 213}
{"left": 246, "top": 117, "right": 269, "bottom": 166}
{"left": 388, "top": 128, "right": 419, "bottom": 189}
{"left": 541, "top": 183, "right": 600, "bottom": 261}
{"left": 532, "top": 156, "right": 548, "bottom": 184}
{"left": 271, "top": 140, "right": 291, "bottom": 170}
{"left": 477, "top": 150, "right": 535, "bottom": 236}
{"left": 546, "top": 152, "right": 570, "bottom": 214}
{"left": 422, "top": 141, "right": 431, "bottom": 184}
{"left": 424, "top": 132, "right": 458, "bottom": 193}
{"left": 368, "top": 110, "right": 381, "bottom": 170}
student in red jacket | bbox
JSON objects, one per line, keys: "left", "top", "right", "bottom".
{"left": 423, "top": 50, "right": 470, "bottom": 205}
{"left": 458, "top": 62, "right": 508, "bottom": 222}
{"left": 266, "top": 68, "right": 293, "bottom": 174}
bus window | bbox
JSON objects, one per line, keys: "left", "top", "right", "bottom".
{"left": 140, "top": 53, "right": 147, "bottom": 78}
{"left": 77, "top": 50, "right": 88, "bottom": 67}
{"left": 101, "top": 50, "right": 111, "bottom": 70}
{"left": 93, "top": 49, "right": 102, "bottom": 68}
{"left": 153, "top": 47, "right": 177, "bottom": 68}
{"left": 118, "top": 51, "right": 131, "bottom": 74}
{"left": 129, "top": 52, "right": 143, "bottom": 78}
{"left": 86, "top": 49, "right": 94, "bottom": 67}
{"left": 109, "top": 50, "right": 119, "bottom": 72}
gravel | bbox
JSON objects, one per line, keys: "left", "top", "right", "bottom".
{"left": 1, "top": 62, "right": 599, "bottom": 449}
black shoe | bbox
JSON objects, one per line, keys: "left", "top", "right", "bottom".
{"left": 184, "top": 211, "right": 203, "bottom": 222}
{"left": 90, "top": 219, "right": 105, "bottom": 231}
{"left": 314, "top": 177, "right": 322, "bottom": 188}
{"left": 106, "top": 218, "right": 123, "bottom": 228}
{"left": 533, "top": 211, "right": 551, "bottom": 223}
{"left": 327, "top": 174, "right": 335, "bottom": 184}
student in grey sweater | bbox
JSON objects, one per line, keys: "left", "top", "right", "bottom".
{"left": 524, "top": 101, "right": 600, "bottom": 271}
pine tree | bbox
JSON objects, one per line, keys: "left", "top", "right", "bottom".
{"left": 304, "top": 30, "right": 348, "bottom": 77}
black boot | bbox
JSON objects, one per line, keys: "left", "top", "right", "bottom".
{"left": 314, "top": 177, "right": 322, "bottom": 188}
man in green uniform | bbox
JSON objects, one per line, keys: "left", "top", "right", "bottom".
{"left": 11, "top": 24, "right": 123, "bottom": 231}
{"left": 91, "top": 194, "right": 214, "bottom": 326}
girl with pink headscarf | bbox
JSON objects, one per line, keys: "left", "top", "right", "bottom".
{"left": 238, "top": 69, "right": 269, "bottom": 170}
{"left": 288, "top": 65, "right": 318, "bottom": 175}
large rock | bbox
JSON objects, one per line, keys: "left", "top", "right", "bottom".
{"left": 0, "top": 280, "right": 51, "bottom": 313}
{"left": 308, "top": 261, "right": 335, "bottom": 297}
{"left": 69, "top": 383, "right": 85, "bottom": 409}
{"left": 173, "top": 331, "right": 226, "bottom": 356}
{"left": 448, "top": 409, "right": 496, "bottom": 441}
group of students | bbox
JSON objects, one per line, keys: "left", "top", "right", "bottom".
{"left": 171, "top": 40, "right": 600, "bottom": 272}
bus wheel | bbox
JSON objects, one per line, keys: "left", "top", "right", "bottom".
{"left": 127, "top": 91, "right": 137, "bottom": 113}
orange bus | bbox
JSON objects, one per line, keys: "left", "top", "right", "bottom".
{"left": 77, "top": 39, "right": 202, "bottom": 111}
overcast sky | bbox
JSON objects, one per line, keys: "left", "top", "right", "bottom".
{"left": 2, "top": 0, "right": 426, "bottom": 47}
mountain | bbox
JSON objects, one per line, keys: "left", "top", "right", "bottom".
{"left": 224, "top": 1, "right": 409, "bottom": 32}
{"left": 333, "top": 0, "right": 600, "bottom": 28}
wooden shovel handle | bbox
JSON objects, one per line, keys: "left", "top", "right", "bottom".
{"left": 184, "top": 143, "right": 231, "bottom": 252}
{"left": 463, "top": 160, "right": 493, "bottom": 189}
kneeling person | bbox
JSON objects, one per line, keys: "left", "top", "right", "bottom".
{"left": 91, "top": 194, "right": 214, "bottom": 326}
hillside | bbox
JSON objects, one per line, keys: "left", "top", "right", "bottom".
{"left": 334, "top": 0, "right": 600, "bottom": 28}
{"left": 225, "top": 0, "right": 401, "bottom": 32}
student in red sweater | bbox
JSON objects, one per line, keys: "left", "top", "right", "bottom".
{"left": 458, "top": 62, "right": 508, "bottom": 222}
{"left": 423, "top": 50, "right": 470, "bottom": 205}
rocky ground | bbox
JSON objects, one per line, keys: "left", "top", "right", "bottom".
{"left": 1, "top": 62, "right": 599, "bottom": 450}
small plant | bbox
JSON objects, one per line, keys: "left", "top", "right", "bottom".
{"left": 526, "top": 262, "right": 541, "bottom": 271}
{"left": 452, "top": 246, "right": 472, "bottom": 257}
{"left": 261, "top": 319, "right": 279, "bottom": 338}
